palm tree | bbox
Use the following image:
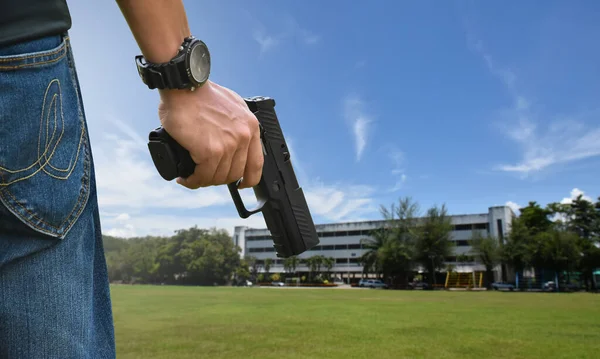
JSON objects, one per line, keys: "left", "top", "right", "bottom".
{"left": 264, "top": 258, "right": 272, "bottom": 278}
{"left": 285, "top": 256, "right": 299, "bottom": 275}
{"left": 360, "top": 228, "right": 386, "bottom": 277}
{"left": 302, "top": 257, "right": 318, "bottom": 282}
{"left": 323, "top": 257, "right": 335, "bottom": 280}
{"left": 360, "top": 197, "right": 420, "bottom": 285}
{"left": 413, "top": 204, "right": 454, "bottom": 287}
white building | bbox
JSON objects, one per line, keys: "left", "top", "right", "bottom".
{"left": 233, "top": 206, "right": 515, "bottom": 282}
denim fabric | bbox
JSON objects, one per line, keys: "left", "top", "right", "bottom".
{"left": 0, "top": 34, "right": 115, "bottom": 358}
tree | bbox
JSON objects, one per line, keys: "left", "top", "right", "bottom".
{"left": 263, "top": 258, "right": 273, "bottom": 278}
{"left": 360, "top": 228, "right": 386, "bottom": 277}
{"left": 301, "top": 256, "right": 323, "bottom": 282}
{"left": 283, "top": 256, "right": 299, "bottom": 275}
{"left": 502, "top": 217, "right": 534, "bottom": 275}
{"left": 548, "top": 195, "right": 600, "bottom": 290}
{"left": 176, "top": 228, "right": 241, "bottom": 285}
{"left": 360, "top": 197, "right": 419, "bottom": 286}
{"left": 244, "top": 255, "right": 259, "bottom": 281}
{"left": 234, "top": 257, "right": 252, "bottom": 285}
{"left": 470, "top": 233, "right": 501, "bottom": 288}
{"left": 323, "top": 257, "right": 335, "bottom": 280}
{"left": 519, "top": 201, "right": 553, "bottom": 235}
{"left": 413, "top": 204, "right": 454, "bottom": 287}
{"left": 538, "top": 230, "right": 581, "bottom": 277}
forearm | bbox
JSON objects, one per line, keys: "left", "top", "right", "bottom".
{"left": 116, "top": 0, "right": 191, "bottom": 64}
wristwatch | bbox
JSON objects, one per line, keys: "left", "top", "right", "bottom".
{"left": 135, "top": 36, "right": 211, "bottom": 91}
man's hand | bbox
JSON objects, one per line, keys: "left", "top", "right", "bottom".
{"left": 158, "top": 82, "right": 264, "bottom": 189}
{"left": 116, "top": 0, "right": 263, "bottom": 189}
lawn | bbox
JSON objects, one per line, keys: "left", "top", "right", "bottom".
{"left": 111, "top": 285, "right": 600, "bottom": 359}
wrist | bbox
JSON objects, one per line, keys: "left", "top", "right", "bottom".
{"left": 159, "top": 81, "right": 212, "bottom": 105}
{"left": 141, "top": 30, "right": 190, "bottom": 63}
{"left": 117, "top": 0, "right": 191, "bottom": 64}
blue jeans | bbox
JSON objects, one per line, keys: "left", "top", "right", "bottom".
{"left": 0, "top": 34, "right": 115, "bottom": 358}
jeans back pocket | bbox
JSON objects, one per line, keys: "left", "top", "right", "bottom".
{"left": 0, "top": 34, "right": 91, "bottom": 239}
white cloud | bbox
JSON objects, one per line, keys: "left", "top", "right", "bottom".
{"left": 472, "top": 39, "right": 600, "bottom": 176}
{"left": 102, "top": 211, "right": 267, "bottom": 238}
{"left": 560, "top": 188, "right": 593, "bottom": 204}
{"left": 304, "top": 183, "right": 377, "bottom": 222}
{"left": 353, "top": 118, "right": 369, "bottom": 160}
{"left": 299, "top": 29, "right": 320, "bottom": 45}
{"left": 252, "top": 15, "right": 319, "bottom": 53}
{"left": 386, "top": 147, "right": 408, "bottom": 192}
{"left": 496, "top": 114, "right": 600, "bottom": 175}
{"left": 253, "top": 31, "right": 280, "bottom": 54}
{"left": 344, "top": 95, "right": 373, "bottom": 161}
{"left": 505, "top": 201, "right": 521, "bottom": 214}
{"left": 550, "top": 188, "right": 595, "bottom": 223}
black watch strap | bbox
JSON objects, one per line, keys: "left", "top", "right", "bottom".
{"left": 135, "top": 55, "right": 190, "bottom": 90}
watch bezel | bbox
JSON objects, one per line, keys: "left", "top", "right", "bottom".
{"left": 185, "top": 38, "right": 211, "bottom": 88}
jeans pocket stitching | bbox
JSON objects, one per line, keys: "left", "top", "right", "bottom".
{"left": 0, "top": 54, "right": 67, "bottom": 71}
{"left": 0, "top": 37, "right": 67, "bottom": 62}
{"left": 0, "top": 78, "right": 81, "bottom": 182}
{"left": 0, "top": 37, "right": 68, "bottom": 71}
{"left": 0, "top": 133, "right": 91, "bottom": 237}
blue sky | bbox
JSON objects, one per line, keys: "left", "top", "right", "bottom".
{"left": 66, "top": 1, "right": 600, "bottom": 237}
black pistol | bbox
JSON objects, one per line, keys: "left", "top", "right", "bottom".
{"left": 147, "top": 96, "right": 320, "bottom": 258}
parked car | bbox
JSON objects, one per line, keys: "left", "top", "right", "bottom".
{"left": 234, "top": 279, "right": 253, "bottom": 287}
{"left": 364, "top": 279, "right": 388, "bottom": 289}
{"left": 543, "top": 281, "right": 580, "bottom": 292}
{"left": 358, "top": 279, "right": 370, "bottom": 287}
{"left": 271, "top": 281, "right": 285, "bottom": 287}
{"left": 491, "top": 282, "right": 515, "bottom": 291}
{"left": 408, "top": 281, "right": 430, "bottom": 290}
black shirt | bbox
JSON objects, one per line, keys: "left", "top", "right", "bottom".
{"left": 0, "top": 0, "right": 71, "bottom": 47}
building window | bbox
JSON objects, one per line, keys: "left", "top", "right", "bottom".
{"left": 497, "top": 219, "right": 504, "bottom": 239}
{"left": 245, "top": 235, "right": 271, "bottom": 241}
{"left": 454, "top": 224, "right": 472, "bottom": 231}
{"left": 334, "top": 244, "right": 348, "bottom": 250}
{"left": 336, "top": 258, "right": 348, "bottom": 264}
{"left": 348, "top": 244, "right": 361, "bottom": 250}
{"left": 456, "top": 240, "right": 470, "bottom": 246}
{"left": 322, "top": 245, "right": 334, "bottom": 250}
{"left": 473, "top": 223, "right": 488, "bottom": 230}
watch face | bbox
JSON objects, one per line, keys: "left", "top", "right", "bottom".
{"left": 189, "top": 41, "right": 211, "bottom": 84}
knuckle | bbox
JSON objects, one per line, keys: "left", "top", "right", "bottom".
{"left": 250, "top": 156, "right": 264, "bottom": 171}
{"left": 246, "top": 113, "right": 260, "bottom": 131}
{"left": 211, "top": 144, "right": 226, "bottom": 159}
{"left": 245, "top": 175, "right": 261, "bottom": 188}
{"left": 229, "top": 168, "right": 244, "bottom": 183}
{"left": 238, "top": 125, "right": 252, "bottom": 143}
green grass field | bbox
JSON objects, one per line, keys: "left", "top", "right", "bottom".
{"left": 111, "top": 285, "right": 600, "bottom": 359}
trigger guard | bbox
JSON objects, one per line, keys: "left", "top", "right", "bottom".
{"left": 227, "top": 181, "right": 267, "bottom": 218}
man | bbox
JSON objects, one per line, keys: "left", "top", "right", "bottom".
{"left": 0, "top": 0, "right": 263, "bottom": 357}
